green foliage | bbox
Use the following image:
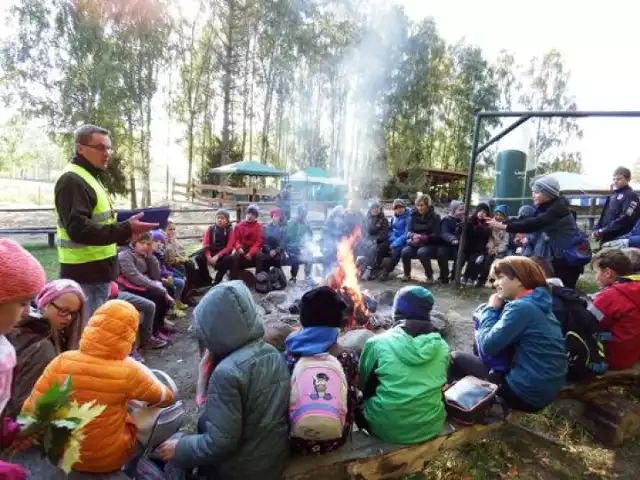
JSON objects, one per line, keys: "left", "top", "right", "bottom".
{"left": 198, "top": 135, "right": 244, "bottom": 184}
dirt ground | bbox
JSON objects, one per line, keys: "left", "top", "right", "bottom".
{"left": 141, "top": 268, "right": 639, "bottom": 479}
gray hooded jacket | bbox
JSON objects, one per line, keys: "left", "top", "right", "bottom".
{"left": 174, "top": 281, "right": 290, "bottom": 480}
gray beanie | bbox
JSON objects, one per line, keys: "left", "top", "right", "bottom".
{"left": 532, "top": 176, "right": 561, "bottom": 198}
{"left": 393, "top": 198, "right": 406, "bottom": 208}
{"left": 448, "top": 200, "right": 463, "bottom": 215}
{"left": 215, "top": 208, "right": 230, "bottom": 221}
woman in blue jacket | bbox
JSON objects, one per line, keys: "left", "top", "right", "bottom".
{"left": 449, "top": 256, "right": 567, "bottom": 412}
{"left": 380, "top": 199, "right": 410, "bottom": 281}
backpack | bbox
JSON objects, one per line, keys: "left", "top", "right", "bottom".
{"left": 561, "top": 229, "right": 592, "bottom": 267}
{"left": 289, "top": 354, "right": 348, "bottom": 441}
{"left": 443, "top": 376, "right": 498, "bottom": 425}
{"left": 268, "top": 266, "right": 287, "bottom": 291}
{"left": 551, "top": 286, "right": 608, "bottom": 381}
{"left": 255, "top": 271, "right": 271, "bottom": 294}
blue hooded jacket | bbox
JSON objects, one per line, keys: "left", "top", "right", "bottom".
{"left": 476, "top": 287, "right": 567, "bottom": 409}
{"left": 388, "top": 208, "right": 411, "bottom": 249}
{"left": 620, "top": 217, "right": 640, "bottom": 248}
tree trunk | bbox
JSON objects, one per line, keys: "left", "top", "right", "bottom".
{"left": 241, "top": 36, "right": 251, "bottom": 158}
{"left": 221, "top": 4, "right": 235, "bottom": 166}
{"left": 187, "top": 114, "right": 195, "bottom": 198}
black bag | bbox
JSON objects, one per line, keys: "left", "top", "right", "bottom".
{"left": 443, "top": 376, "right": 498, "bottom": 425}
{"left": 551, "top": 286, "right": 609, "bottom": 381}
{"left": 255, "top": 271, "right": 271, "bottom": 294}
{"left": 268, "top": 267, "right": 287, "bottom": 291}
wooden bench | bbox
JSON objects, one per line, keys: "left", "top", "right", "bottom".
{"left": 283, "top": 369, "right": 640, "bottom": 478}
{"left": 0, "top": 227, "right": 56, "bottom": 247}
{"left": 283, "top": 421, "right": 505, "bottom": 480}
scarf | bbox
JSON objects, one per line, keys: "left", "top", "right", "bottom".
{"left": 284, "top": 327, "right": 339, "bottom": 356}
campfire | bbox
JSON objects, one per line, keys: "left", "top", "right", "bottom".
{"left": 326, "top": 227, "right": 377, "bottom": 330}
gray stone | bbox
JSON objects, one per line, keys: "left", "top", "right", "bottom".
{"left": 264, "top": 291, "right": 289, "bottom": 305}
{"left": 338, "top": 329, "right": 375, "bottom": 352}
{"left": 374, "top": 289, "right": 396, "bottom": 306}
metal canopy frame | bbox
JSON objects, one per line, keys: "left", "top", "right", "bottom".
{"left": 454, "top": 110, "right": 640, "bottom": 286}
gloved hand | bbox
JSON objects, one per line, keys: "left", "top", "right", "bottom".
{"left": 475, "top": 255, "right": 485, "bottom": 265}
{"left": 602, "top": 238, "right": 629, "bottom": 249}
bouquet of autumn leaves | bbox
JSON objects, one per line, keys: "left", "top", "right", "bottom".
{"left": 11, "top": 376, "right": 105, "bottom": 473}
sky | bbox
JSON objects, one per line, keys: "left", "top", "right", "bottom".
{"left": 1, "top": 0, "right": 639, "bottom": 185}
{"left": 399, "top": 0, "right": 640, "bottom": 182}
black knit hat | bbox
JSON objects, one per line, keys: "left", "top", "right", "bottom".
{"left": 475, "top": 203, "right": 491, "bottom": 216}
{"left": 300, "top": 286, "right": 348, "bottom": 328}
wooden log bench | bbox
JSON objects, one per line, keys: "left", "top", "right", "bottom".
{"left": 555, "top": 367, "right": 640, "bottom": 447}
{"left": 283, "top": 421, "right": 505, "bottom": 480}
{"left": 0, "top": 227, "right": 56, "bottom": 247}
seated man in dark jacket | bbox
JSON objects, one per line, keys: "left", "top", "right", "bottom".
{"left": 160, "top": 281, "right": 290, "bottom": 480}
{"left": 360, "top": 200, "right": 390, "bottom": 281}
{"left": 462, "top": 203, "right": 492, "bottom": 286}
{"left": 400, "top": 194, "right": 442, "bottom": 283}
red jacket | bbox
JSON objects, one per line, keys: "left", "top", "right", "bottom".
{"left": 592, "top": 278, "right": 640, "bottom": 370}
{"left": 219, "top": 220, "right": 263, "bottom": 258}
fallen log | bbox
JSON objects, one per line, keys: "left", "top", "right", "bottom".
{"left": 557, "top": 367, "right": 640, "bottom": 402}
{"left": 283, "top": 421, "right": 505, "bottom": 480}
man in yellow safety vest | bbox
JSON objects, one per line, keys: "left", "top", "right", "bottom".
{"left": 55, "top": 124, "right": 157, "bottom": 321}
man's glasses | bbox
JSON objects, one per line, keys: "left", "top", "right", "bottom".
{"left": 50, "top": 301, "right": 81, "bottom": 320}
{"left": 81, "top": 143, "right": 113, "bottom": 153}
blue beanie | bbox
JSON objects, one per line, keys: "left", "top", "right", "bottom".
{"left": 494, "top": 204, "right": 509, "bottom": 217}
{"left": 518, "top": 205, "right": 536, "bottom": 218}
{"left": 532, "top": 176, "right": 561, "bottom": 198}
{"left": 247, "top": 204, "right": 260, "bottom": 217}
{"left": 393, "top": 285, "right": 435, "bottom": 322}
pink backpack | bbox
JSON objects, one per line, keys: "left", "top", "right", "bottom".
{"left": 289, "top": 354, "right": 348, "bottom": 441}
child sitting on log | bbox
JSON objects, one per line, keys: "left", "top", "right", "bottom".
{"left": 23, "top": 300, "right": 175, "bottom": 475}
{"left": 358, "top": 286, "right": 450, "bottom": 444}
{"left": 284, "top": 286, "right": 359, "bottom": 455}
{"left": 590, "top": 248, "right": 640, "bottom": 370}
{"left": 193, "top": 208, "right": 234, "bottom": 287}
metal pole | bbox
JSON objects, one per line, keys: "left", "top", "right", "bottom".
{"left": 478, "top": 110, "right": 640, "bottom": 119}
{"left": 455, "top": 115, "right": 482, "bottom": 286}
{"left": 476, "top": 115, "right": 531, "bottom": 156}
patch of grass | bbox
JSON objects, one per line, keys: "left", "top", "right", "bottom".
{"left": 23, "top": 244, "right": 59, "bottom": 280}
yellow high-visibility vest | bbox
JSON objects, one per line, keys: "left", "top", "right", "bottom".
{"left": 55, "top": 163, "right": 116, "bottom": 264}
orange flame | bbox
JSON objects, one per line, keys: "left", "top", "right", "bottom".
{"left": 334, "top": 227, "right": 370, "bottom": 330}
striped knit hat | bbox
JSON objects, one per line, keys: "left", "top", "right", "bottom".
{"left": 532, "top": 176, "right": 561, "bottom": 198}
{"left": 0, "top": 239, "right": 46, "bottom": 304}
{"left": 392, "top": 285, "right": 435, "bottom": 322}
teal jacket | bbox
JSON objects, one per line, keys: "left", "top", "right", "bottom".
{"left": 476, "top": 287, "right": 567, "bottom": 409}
{"left": 359, "top": 326, "right": 449, "bottom": 444}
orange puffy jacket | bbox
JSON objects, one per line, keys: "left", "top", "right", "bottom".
{"left": 23, "top": 300, "right": 174, "bottom": 474}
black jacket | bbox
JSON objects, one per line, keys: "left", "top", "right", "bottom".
{"left": 441, "top": 215, "right": 462, "bottom": 245}
{"left": 55, "top": 156, "right": 132, "bottom": 284}
{"left": 465, "top": 216, "right": 492, "bottom": 255}
{"left": 407, "top": 207, "right": 441, "bottom": 244}
{"left": 365, "top": 211, "right": 390, "bottom": 244}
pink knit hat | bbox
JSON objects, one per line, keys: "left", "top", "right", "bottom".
{"left": 35, "top": 279, "right": 86, "bottom": 310}
{"left": 0, "top": 239, "right": 46, "bottom": 304}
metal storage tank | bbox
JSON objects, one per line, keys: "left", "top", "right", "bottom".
{"left": 493, "top": 150, "right": 528, "bottom": 215}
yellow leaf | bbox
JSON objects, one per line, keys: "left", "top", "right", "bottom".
{"left": 56, "top": 400, "right": 106, "bottom": 473}
{"left": 59, "top": 436, "right": 82, "bottom": 473}
{"left": 65, "top": 400, "right": 106, "bottom": 429}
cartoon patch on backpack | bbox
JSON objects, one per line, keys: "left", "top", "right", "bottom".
{"left": 310, "top": 373, "right": 332, "bottom": 400}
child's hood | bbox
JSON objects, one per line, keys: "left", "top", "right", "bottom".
{"left": 512, "top": 286, "right": 553, "bottom": 315}
{"left": 79, "top": 300, "right": 138, "bottom": 360}
{"left": 193, "top": 280, "right": 264, "bottom": 360}
{"left": 385, "top": 327, "right": 449, "bottom": 366}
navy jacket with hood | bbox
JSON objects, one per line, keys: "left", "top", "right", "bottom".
{"left": 505, "top": 196, "right": 585, "bottom": 263}
{"left": 594, "top": 185, "right": 639, "bottom": 243}
{"left": 174, "top": 281, "right": 290, "bottom": 480}
{"left": 441, "top": 200, "right": 463, "bottom": 246}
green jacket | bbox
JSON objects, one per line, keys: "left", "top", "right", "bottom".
{"left": 359, "top": 326, "right": 450, "bottom": 444}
